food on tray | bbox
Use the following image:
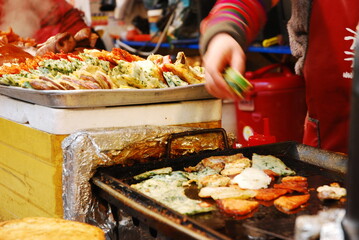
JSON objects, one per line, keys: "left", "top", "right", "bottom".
{"left": 0, "top": 48, "right": 205, "bottom": 90}
{"left": 252, "top": 153, "right": 296, "bottom": 176}
{"left": 274, "top": 194, "right": 310, "bottom": 212}
{"left": 231, "top": 167, "right": 272, "bottom": 189}
{"left": 216, "top": 198, "right": 259, "bottom": 216}
{"left": 0, "top": 28, "right": 37, "bottom": 48}
{"left": 317, "top": 182, "right": 346, "bottom": 201}
{"left": 0, "top": 27, "right": 205, "bottom": 91}
{"left": 0, "top": 217, "right": 105, "bottom": 240}
{"left": 0, "top": 44, "right": 35, "bottom": 66}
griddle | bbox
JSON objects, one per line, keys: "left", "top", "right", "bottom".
{"left": 92, "top": 141, "right": 347, "bottom": 240}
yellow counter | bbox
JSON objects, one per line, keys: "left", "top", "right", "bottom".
{"left": 0, "top": 117, "right": 66, "bottom": 221}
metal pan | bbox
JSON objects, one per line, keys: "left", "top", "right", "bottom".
{"left": 0, "top": 83, "right": 214, "bottom": 108}
{"left": 92, "top": 141, "right": 347, "bottom": 240}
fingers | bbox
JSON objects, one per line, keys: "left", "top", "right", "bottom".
{"left": 202, "top": 33, "right": 247, "bottom": 99}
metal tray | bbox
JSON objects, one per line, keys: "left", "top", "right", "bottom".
{"left": 93, "top": 141, "right": 348, "bottom": 240}
{"left": 0, "top": 83, "right": 214, "bottom": 108}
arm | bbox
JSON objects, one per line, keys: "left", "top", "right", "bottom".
{"left": 200, "top": 0, "right": 278, "bottom": 99}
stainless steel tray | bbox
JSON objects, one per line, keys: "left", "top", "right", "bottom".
{"left": 0, "top": 84, "right": 215, "bottom": 108}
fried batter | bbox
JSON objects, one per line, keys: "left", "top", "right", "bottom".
{"left": 274, "top": 194, "right": 310, "bottom": 212}
{"left": 216, "top": 198, "right": 259, "bottom": 216}
{"left": 274, "top": 176, "right": 308, "bottom": 193}
{"left": 255, "top": 188, "right": 288, "bottom": 201}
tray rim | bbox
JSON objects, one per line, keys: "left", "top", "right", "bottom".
{"left": 0, "top": 83, "right": 215, "bottom": 108}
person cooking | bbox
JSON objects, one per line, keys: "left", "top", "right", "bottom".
{"left": 200, "top": 0, "right": 359, "bottom": 154}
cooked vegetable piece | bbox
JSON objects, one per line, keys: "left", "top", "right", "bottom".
{"left": 252, "top": 153, "right": 296, "bottom": 176}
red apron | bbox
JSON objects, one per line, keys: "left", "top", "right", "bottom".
{"left": 303, "top": 0, "right": 359, "bottom": 154}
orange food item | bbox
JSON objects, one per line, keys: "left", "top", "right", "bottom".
{"left": 255, "top": 188, "right": 288, "bottom": 201}
{"left": 274, "top": 194, "right": 310, "bottom": 212}
{"left": 0, "top": 44, "right": 34, "bottom": 65}
{"left": 216, "top": 198, "right": 259, "bottom": 216}
{"left": 281, "top": 176, "right": 307, "bottom": 182}
{"left": 274, "top": 176, "right": 308, "bottom": 193}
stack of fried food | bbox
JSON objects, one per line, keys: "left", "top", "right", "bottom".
{"left": 0, "top": 28, "right": 205, "bottom": 90}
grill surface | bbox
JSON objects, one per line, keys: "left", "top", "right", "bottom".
{"left": 92, "top": 141, "right": 347, "bottom": 240}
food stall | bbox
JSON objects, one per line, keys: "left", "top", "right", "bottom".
{"left": 0, "top": 28, "right": 222, "bottom": 221}
{"left": 0, "top": 2, "right": 357, "bottom": 238}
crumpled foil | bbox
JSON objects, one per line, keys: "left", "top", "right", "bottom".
{"left": 62, "top": 125, "right": 230, "bottom": 237}
{"left": 294, "top": 208, "right": 346, "bottom": 240}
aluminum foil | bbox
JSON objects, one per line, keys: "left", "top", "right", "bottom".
{"left": 61, "top": 125, "right": 229, "bottom": 236}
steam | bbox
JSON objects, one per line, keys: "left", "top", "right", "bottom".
{"left": 0, "top": 0, "right": 52, "bottom": 38}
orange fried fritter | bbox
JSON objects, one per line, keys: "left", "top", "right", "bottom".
{"left": 274, "top": 194, "right": 310, "bottom": 212}
{"left": 216, "top": 198, "right": 259, "bottom": 216}
{"left": 255, "top": 188, "right": 288, "bottom": 201}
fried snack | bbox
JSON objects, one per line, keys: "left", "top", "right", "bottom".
{"left": 162, "top": 52, "right": 204, "bottom": 85}
{"left": 198, "top": 174, "right": 231, "bottom": 188}
{"left": 255, "top": 188, "right": 288, "bottom": 201}
{"left": 198, "top": 186, "right": 256, "bottom": 199}
{"left": 274, "top": 176, "right": 308, "bottom": 193}
{"left": 216, "top": 198, "right": 259, "bottom": 216}
{"left": 317, "top": 182, "right": 346, "bottom": 201}
{"left": 0, "top": 217, "right": 105, "bottom": 240}
{"left": 185, "top": 153, "right": 250, "bottom": 173}
{"left": 274, "top": 194, "right": 310, "bottom": 212}
{"left": 281, "top": 176, "right": 307, "bottom": 182}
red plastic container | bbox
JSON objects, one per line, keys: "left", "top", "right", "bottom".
{"left": 235, "top": 64, "right": 307, "bottom": 147}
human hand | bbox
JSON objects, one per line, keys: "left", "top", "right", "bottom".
{"left": 202, "top": 33, "right": 246, "bottom": 99}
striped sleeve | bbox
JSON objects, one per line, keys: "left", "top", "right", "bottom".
{"left": 200, "top": 0, "right": 279, "bottom": 54}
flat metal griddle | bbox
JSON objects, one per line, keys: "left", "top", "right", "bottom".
{"left": 0, "top": 83, "right": 214, "bottom": 108}
{"left": 92, "top": 141, "right": 347, "bottom": 240}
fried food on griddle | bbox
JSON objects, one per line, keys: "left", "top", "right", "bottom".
{"left": 198, "top": 186, "right": 256, "bottom": 199}
{"left": 274, "top": 194, "right": 310, "bottom": 212}
{"left": 274, "top": 176, "right": 308, "bottom": 193}
{"left": 252, "top": 153, "right": 296, "bottom": 176}
{"left": 231, "top": 168, "right": 272, "bottom": 190}
{"left": 216, "top": 198, "right": 259, "bottom": 216}
{"left": 185, "top": 153, "right": 250, "bottom": 174}
{"left": 317, "top": 182, "right": 346, "bottom": 201}
{"left": 281, "top": 176, "right": 307, "bottom": 182}
{"left": 255, "top": 188, "right": 288, "bottom": 201}
{"left": 197, "top": 174, "right": 231, "bottom": 188}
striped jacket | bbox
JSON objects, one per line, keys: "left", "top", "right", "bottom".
{"left": 200, "top": 0, "right": 311, "bottom": 74}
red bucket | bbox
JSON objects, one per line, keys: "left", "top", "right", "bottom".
{"left": 235, "top": 64, "right": 307, "bottom": 147}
